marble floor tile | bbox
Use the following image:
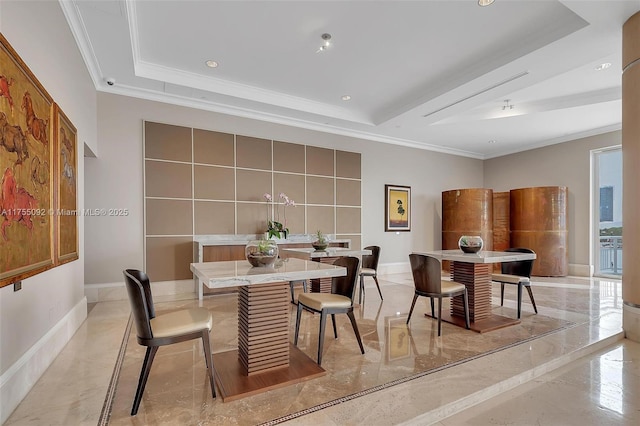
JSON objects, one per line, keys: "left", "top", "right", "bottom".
{"left": 3, "top": 273, "right": 628, "bottom": 426}
{"left": 439, "top": 340, "right": 640, "bottom": 426}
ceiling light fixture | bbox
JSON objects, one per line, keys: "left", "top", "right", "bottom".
{"left": 595, "top": 62, "right": 612, "bottom": 71}
{"left": 488, "top": 140, "right": 496, "bottom": 144}
{"left": 316, "top": 33, "right": 332, "bottom": 53}
{"left": 205, "top": 60, "right": 218, "bottom": 68}
{"left": 341, "top": 95, "right": 351, "bottom": 101}
{"left": 502, "top": 99, "right": 514, "bottom": 110}
{"left": 478, "top": 0, "right": 495, "bottom": 6}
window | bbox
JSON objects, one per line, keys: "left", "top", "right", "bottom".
{"left": 592, "top": 147, "right": 622, "bottom": 277}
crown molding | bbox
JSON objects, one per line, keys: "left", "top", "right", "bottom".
{"left": 58, "top": 0, "right": 103, "bottom": 87}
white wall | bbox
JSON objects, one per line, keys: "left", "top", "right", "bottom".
{"left": 484, "top": 130, "right": 622, "bottom": 274}
{"left": 0, "top": 1, "right": 96, "bottom": 422}
{"left": 85, "top": 93, "right": 484, "bottom": 285}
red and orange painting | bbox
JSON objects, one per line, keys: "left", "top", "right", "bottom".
{"left": 0, "top": 33, "right": 54, "bottom": 288}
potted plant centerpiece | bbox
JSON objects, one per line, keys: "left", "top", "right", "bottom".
{"left": 312, "top": 230, "right": 328, "bottom": 251}
{"left": 245, "top": 238, "right": 279, "bottom": 267}
{"left": 458, "top": 235, "right": 484, "bottom": 253}
{"left": 264, "top": 192, "right": 296, "bottom": 239}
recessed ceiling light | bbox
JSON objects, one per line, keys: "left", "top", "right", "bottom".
{"left": 205, "top": 60, "right": 218, "bottom": 68}
{"left": 595, "top": 62, "right": 612, "bottom": 71}
{"left": 341, "top": 95, "right": 351, "bottom": 101}
{"left": 488, "top": 140, "right": 497, "bottom": 144}
{"left": 478, "top": 0, "right": 495, "bottom": 6}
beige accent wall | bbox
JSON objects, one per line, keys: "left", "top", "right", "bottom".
{"left": 484, "top": 130, "right": 622, "bottom": 271}
{"left": 144, "top": 122, "right": 362, "bottom": 281}
{"left": 87, "top": 93, "right": 483, "bottom": 284}
{"left": 90, "top": 99, "right": 622, "bottom": 286}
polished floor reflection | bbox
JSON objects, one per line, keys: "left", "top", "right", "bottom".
{"left": 437, "top": 340, "right": 640, "bottom": 425}
{"left": 4, "top": 272, "right": 630, "bottom": 425}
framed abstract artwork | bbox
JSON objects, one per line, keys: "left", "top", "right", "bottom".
{"left": 385, "top": 184, "right": 411, "bottom": 232}
{"left": 0, "top": 33, "right": 54, "bottom": 288}
{"left": 54, "top": 104, "right": 78, "bottom": 264}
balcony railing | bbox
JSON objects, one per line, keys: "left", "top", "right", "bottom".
{"left": 599, "top": 236, "right": 622, "bottom": 275}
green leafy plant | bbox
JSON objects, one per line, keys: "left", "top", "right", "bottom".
{"left": 257, "top": 239, "right": 272, "bottom": 254}
{"left": 315, "top": 230, "right": 326, "bottom": 244}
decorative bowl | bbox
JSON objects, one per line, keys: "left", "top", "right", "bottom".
{"left": 458, "top": 235, "right": 483, "bottom": 254}
{"left": 245, "top": 240, "right": 279, "bottom": 267}
{"left": 312, "top": 241, "right": 328, "bottom": 251}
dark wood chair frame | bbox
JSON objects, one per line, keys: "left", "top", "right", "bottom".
{"left": 294, "top": 256, "right": 365, "bottom": 365}
{"left": 290, "top": 279, "right": 308, "bottom": 304}
{"left": 123, "top": 269, "right": 216, "bottom": 416}
{"left": 406, "top": 253, "right": 470, "bottom": 336}
{"left": 493, "top": 248, "right": 538, "bottom": 319}
{"left": 359, "top": 245, "right": 383, "bottom": 304}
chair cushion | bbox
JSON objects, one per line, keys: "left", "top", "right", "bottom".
{"left": 151, "top": 307, "right": 212, "bottom": 338}
{"left": 298, "top": 293, "right": 352, "bottom": 311}
{"left": 492, "top": 273, "right": 530, "bottom": 285}
{"left": 360, "top": 267, "right": 376, "bottom": 276}
{"left": 441, "top": 280, "right": 466, "bottom": 294}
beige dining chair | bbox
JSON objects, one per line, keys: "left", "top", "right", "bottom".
{"left": 294, "top": 256, "right": 365, "bottom": 365}
{"left": 359, "top": 245, "right": 383, "bottom": 304}
{"left": 123, "top": 269, "right": 216, "bottom": 415}
{"left": 406, "top": 253, "right": 470, "bottom": 336}
{"left": 491, "top": 247, "right": 537, "bottom": 319}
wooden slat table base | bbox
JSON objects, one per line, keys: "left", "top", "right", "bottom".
{"left": 310, "top": 257, "right": 339, "bottom": 293}
{"left": 212, "top": 345, "right": 325, "bottom": 402}
{"left": 215, "top": 280, "right": 327, "bottom": 401}
{"left": 450, "top": 262, "right": 492, "bottom": 321}
{"left": 429, "top": 260, "right": 520, "bottom": 333}
{"left": 237, "top": 282, "right": 290, "bottom": 375}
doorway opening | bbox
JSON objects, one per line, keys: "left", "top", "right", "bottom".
{"left": 592, "top": 146, "right": 622, "bottom": 277}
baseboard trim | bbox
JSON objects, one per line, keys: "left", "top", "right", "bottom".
{"left": 0, "top": 297, "right": 87, "bottom": 424}
{"left": 378, "top": 262, "right": 410, "bottom": 276}
{"left": 569, "top": 263, "right": 593, "bottom": 277}
{"left": 85, "top": 279, "right": 195, "bottom": 302}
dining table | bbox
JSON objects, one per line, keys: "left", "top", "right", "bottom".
{"left": 280, "top": 247, "right": 372, "bottom": 293}
{"left": 190, "top": 257, "right": 346, "bottom": 402}
{"left": 415, "top": 250, "right": 537, "bottom": 333}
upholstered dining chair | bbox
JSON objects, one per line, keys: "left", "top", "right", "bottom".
{"left": 406, "top": 253, "right": 470, "bottom": 336}
{"left": 294, "top": 256, "right": 365, "bottom": 365}
{"left": 359, "top": 245, "right": 383, "bottom": 304}
{"left": 290, "top": 279, "right": 308, "bottom": 304}
{"left": 123, "top": 269, "right": 216, "bottom": 416}
{"left": 491, "top": 248, "right": 537, "bottom": 319}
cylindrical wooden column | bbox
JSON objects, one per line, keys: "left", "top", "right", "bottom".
{"left": 492, "top": 191, "right": 510, "bottom": 272}
{"left": 442, "top": 189, "right": 493, "bottom": 270}
{"left": 510, "top": 186, "right": 568, "bottom": 276}
{"left": 622, "top": 11, "right": 640, "bottom": 341}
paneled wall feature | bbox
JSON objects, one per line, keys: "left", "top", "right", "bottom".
{"left": 442, "top": 189, "right": 494, "bottom": 271}
{"left": 144, "top": 122, "right": 362, "bottom": 281}
{"left": 510, "top": 186, "right": 568, "bottom": 276}
{"left": 492, "top": 191, "right": 511, "bottom": 272}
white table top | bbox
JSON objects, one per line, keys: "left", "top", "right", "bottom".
{"left": 190, "top": 258, "right": 346, "bottom": 290}
{"left": 415, "top": 250, "right": 536, "bottom": 264}
{"left": 281, "top": 247, "right": 372, "bottom": 260}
